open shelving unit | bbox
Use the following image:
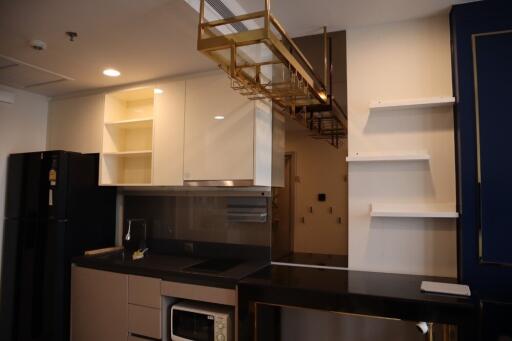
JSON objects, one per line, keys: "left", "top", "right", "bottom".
{"left": 369, "top": 96, "right": 455, "bottom": 112}
{"left": 371, "top": 203, "right": 458, "bottom": 218}
{"left": 356, "top": 95, "right": 458, "bottom": 220}
{"left": 100, "top": 87, "right": 155, "bottom": 186}
{"left": 346, "top": 152, "right": 430, "bottom": 162}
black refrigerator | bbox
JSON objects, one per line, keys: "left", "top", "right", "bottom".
{"left": 0, "top": 151, "right": 116, "bottom": 341}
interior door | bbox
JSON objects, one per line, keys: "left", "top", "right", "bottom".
{"left": 451, "top": 1, "right": 512, "bottom": 296}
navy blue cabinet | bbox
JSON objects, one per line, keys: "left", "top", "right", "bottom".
{"left": 451, "top": 1, "right": 512, "bottom": 339}
{"left": 452, "top": 0, "right": 512, "bottom": 297}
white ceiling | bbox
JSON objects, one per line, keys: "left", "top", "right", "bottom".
{"left": 0, "top": 0, "right": 214, "bottom": 97}
{"left": 0, "top": 0, "right": 477, "bottom": 97}
{"left": 235, "top": 0, "right": 477, "bottom": 37}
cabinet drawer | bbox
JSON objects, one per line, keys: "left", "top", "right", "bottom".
{"left": 128, "top": 275, "right": 161, "bottom": 308}
{"left": 160, "top": 280, "right": 236, "bottom": 306}
{"left": 128, "top": 304, "right": 161, "bottom": 339}
{"left": 128, "top": 335, "right": 154, "bottom": 341}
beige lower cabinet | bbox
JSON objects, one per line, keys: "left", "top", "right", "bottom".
{"left": 128, "top": 304, "right": 161, "bottom": 339}
{"left": 71, "top": 267, "right": 239, "bottom": 341}
{"left": 128, "top": 274, "right": 162, "bottom": 339}
{"left": 70, "top": 266, "right": 128, "bottom": 341}
{"left": 128, "top": 336, "right": 152, "bottom": 341}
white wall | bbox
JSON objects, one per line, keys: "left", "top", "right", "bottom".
{"left": 0, "top": 85, "right": 48, "bottom": 273}
{"left": 47, "top": 94, "right": 104, "bottom": 153}
{"left": 346, "top": 15, "right": 457, "bottom": 277}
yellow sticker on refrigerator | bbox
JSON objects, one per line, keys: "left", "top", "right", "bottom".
{"left": 49, "top": 169, "right": 57, "bottom": 186}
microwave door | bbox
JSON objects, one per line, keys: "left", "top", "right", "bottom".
{"left": 172, "top": 310, "right": 215, "bottom": 341}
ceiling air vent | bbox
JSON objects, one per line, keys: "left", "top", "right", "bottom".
{"left": 0, "top": 55, "right": 73, "bottom": 90}
{"left": 205, "top": 0, "right": 248, "bottom": 32}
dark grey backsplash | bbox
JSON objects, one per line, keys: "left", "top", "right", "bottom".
{"left": 123, "top": 194, "right": 271, "bottom": 252}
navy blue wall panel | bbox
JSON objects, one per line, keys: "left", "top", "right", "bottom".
{"left": 451, "top": 0, "right": 512, "bottom": 299}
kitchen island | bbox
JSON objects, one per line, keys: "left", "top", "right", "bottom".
{"left": 238, "top": 265, "right": 478, "bottom": 341}
{"left": 72, "top": 252, "right": 478, "bottom": 341}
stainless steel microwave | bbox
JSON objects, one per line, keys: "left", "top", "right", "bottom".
{"left": 170, "top": 301, "right": 232, "bottom": 341}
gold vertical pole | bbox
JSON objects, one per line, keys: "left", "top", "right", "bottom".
{"left": 427, "top": 322, "right": 435, "bottom": 341}
{"left": 264, "top": 0, "right": 271, "bottom": 35}
{"left": 323, "top": 26, "right": 328, "bottom": 89}
{"left": 442, "top": 325, "right": 449, "bottom": 341}
{"left": 230, "top": 43, "right": 236, "bottom": 77}
{"left": 197, "top": 0, "right": 205, "bottom": 47}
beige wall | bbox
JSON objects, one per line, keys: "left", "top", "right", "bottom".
{"left": 0, "top": 85, "right": 48, "bottom": 274}
{"left": 285, "top": 128, "right": 348, "bottom": 256}
{"left": 346, "top": 15, "right": 457, "bottom": 277}
{"left": 47, "top": 93, "right": 104, "bottom": 153}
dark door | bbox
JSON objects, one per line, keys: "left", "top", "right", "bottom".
{"left": 1, "top": 219, "right": 68, "bottom": 341}
{"left": 0, "top": 219, "right": 22, "bottom": 340}
{"left": 451, "top": 0, "right": 512, "bottom": 298}
{"left": 1, "top": 218, "right": 46, "bottom": 341}
{"left": 41, "top": 220, "right": 68, "bottom": 341}
{"left": 5, "top": 151, "right": 68, "bottom": 221}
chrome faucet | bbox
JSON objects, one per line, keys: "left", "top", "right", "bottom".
{"left": 125, "top": 218, "right": 147, "bottom": 242}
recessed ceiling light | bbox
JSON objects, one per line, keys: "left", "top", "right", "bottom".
{"left": 154, "top": 88, "right": 164, "bottom": 94}
{"left": 103, "top": 68, "right": 121, "bottom": 77}
{"left": 214, "top": 115, "right": 225, "bottom": 120}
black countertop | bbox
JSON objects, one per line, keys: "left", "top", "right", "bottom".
{"left": 240, "top": 265, "right": 475, "bottom": 309}
{"left": 237, "top": 265, "right": 479, "bottom": 340}
{"left": 75, "top": 253, "right": 481, "bottom": 338}
{"left": 73, "top": 251, "right": 268, "bottom": 289}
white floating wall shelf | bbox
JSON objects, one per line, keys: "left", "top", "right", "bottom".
{"left": 369, "top": 96, "right": 455, "bottom": 112}
{"left": 371, "top": 203, "right": 459, "bottom": 218}
{"left": 346, "top": 152, "right": 431, "bottom": 162}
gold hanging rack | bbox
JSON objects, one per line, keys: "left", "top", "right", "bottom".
{"left": 197, "top": 0, "right": 347, "bottom": 147}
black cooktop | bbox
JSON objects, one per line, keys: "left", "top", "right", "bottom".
{"left": 184, "top": 259, "right": 243, "bottom": 274}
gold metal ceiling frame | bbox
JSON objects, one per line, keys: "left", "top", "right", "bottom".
{"left": 197, "top": 0, "right": 347, "bottom": 147}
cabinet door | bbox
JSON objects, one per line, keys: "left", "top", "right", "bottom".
{"left": 70, "top": 266, "right": 127, "bottom": 341}
{"left": 451, "top": 1, "right": 512, "bottom": 296}
{"left": 184, "top": 73, "right": 255, "bottom": 181}
{"left": 153, "top": 80, "right": 186, "bottom": 186}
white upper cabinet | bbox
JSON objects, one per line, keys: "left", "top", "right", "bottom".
{"left": 152, "top": 81, "right": 185, "bottom": 186}
{"left": 50, "top": 72, "right": 278, "bottom": 187}
{"left": 183, "top": 73, "right": 273, "bottom": 186}
{"left": 100, "top": 81, "right": 185, "bottom": 186}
